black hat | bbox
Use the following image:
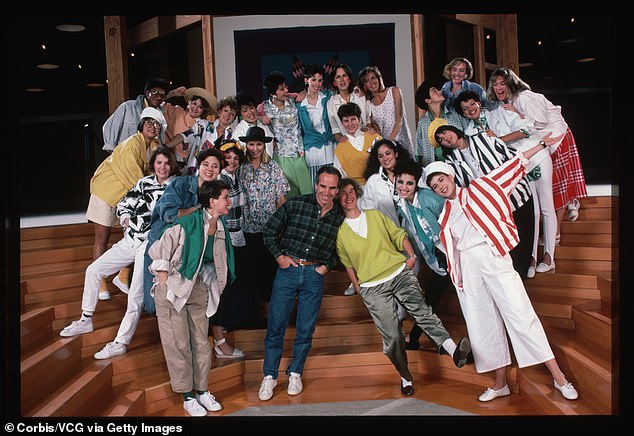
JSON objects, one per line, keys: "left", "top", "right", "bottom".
{"left": 238, "top": 126, "right": 273, "bottom": 143}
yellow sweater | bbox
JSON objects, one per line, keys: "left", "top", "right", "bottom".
{"left": 334, "top": 132, "right": 380, "bottom": 185}
{"left": 90, "top": 132, "right": 159, "bottom": 206}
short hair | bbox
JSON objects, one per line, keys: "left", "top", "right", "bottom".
{"left": 217, "top": 96, "right": 239, "bottom": 113}
{"left": 442, "top": 57, "right": 474, "bottom": 80}
{"left": 453, "top": 90, "right": 481, "bottom": 115}
{"left": 339, "top": 177, "right": 363, "bottom": 199}
{"left": 263, "top": 71, "right": 286, "bottom": 96}
{"left": 235, "top": 90, "right": 257, "bottom": 110}
{"left": 221, "top": 142, "right": 245, "bottom": 162}
{"left": 137, "top": 116, "right": 162, "bottom": 134}
{"left": 414, "top": 81, "right": 438, "bottom": 111}
{"left": 337, "top": 102, "right": 361, "bottom": 120}
{"left": 393, "top": 159, "right": 422, "bottom": 183}
{"left": 144, "top": 77, "right": 169, "bottom": 93}
{"left": 435, "top": 125, "right": 466, "bottom": 158}
{"left": 196, "top": 147, "right": 225, "bottom": 168}
{"left": 303, "top": 64, "right": 325, "bottom": 80}
{"left": 198, "top": 179, "right": 231, "bottom": 208}
{"left": 149, "top": 145, "right": 179, "bottom": 177}
{"left": 317, "top": 165, "right": 342, "bottom": 184}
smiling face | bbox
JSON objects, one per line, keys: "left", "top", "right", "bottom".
{"left": 187, "top": 97, "right": 206, "bottom": 119}
{"left": 362, "top": 71, "right": 381, "bottom": 94}
{"left": 240, "top": 103, "right": 257, "bottom": 123}
{"left": 223, "top": 149, "right": 241, "bottom": 174}
{"left": 153, "top": 152, "right": 172, "bottom": 184}
{"left": 145, "top": 87, "right": 166, "bottom": 108}
{"left": 305, "top": 73, "right": 324, "bottom": 93}
{"left": 450, "top": 62, "right": 468, "bottom": 85}
{"left": 274, "top": 82, "right": 288, "bottom": 101}
{"left": 209, "top": 188, "right": 231, "bottom": 217}
{"left": 492, "top": 75, "right": 509, "bottom": 102}
{"left": 141, "top": 118, "right": 161, "bottom": 139}
{"left": 218, "top": 104, "right": 237, "bottom": 126}
{"left": 396, "top": 173, "right": 418, "bottom": 202}
{"left": 459, "top": 98, "right": 481, "bottom": 120}
{"left": 198, "top": 155, "right": 221, "bottom": 183}
{"left": 315, "top": 172, "right": 340, "bottom": 210}
{"left": 338, "top": 182, "right": 359, "bottom": 213}
{"left": 436, "top": 128, "right": 460, "bottom": 148}
{"left": 341, "top": 115, "right": 360, "bottom": 135}
{"left": 429, "top": 172, "right": 456, "bottom": 199}
{"left": 246, "top": 140, "right": 265, "bottom": 161}
{"left": 377, "top": 144, "right": 398, "bottom": 172}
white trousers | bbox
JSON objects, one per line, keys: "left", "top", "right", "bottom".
{"left": 529, "top": 156, "right": 557, "bottom": 261}
{"left": 82, "top": 234, "right": 146, "bottom": 345}
{"left": 456, "top": 243, "right": 554, "bottom": 373}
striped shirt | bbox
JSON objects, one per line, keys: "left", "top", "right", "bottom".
{"left": 263, "top": 193, "right": 344, "bottom": 269}
{"left": 438, "top": 154, "right": 528, "bottom": 291}
{"left": 444, "top": 132, "right": 532, "bottom": 211}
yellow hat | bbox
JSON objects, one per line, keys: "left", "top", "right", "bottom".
{"left": 427, "top": 118, "right": 448, "bottom": 148}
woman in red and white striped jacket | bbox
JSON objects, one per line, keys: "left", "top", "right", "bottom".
{"left": 423, "top": 133, "right": 579, "bottom": 403}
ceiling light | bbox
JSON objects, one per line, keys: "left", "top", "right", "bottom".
{"left": 577, "top": 57, "right": 596, "bottom": 63}
{"left": 86, "top": 83, "right": 106, "bottom": 88}
{"left": 37, "top": 63, "right": 60, "bottom": 69}
{"left": 25, "top": 88, "right": 45, "bottom": 93}
{"left": 519, "top": 62, "right": 534, "bottom": 67}
{"left": 56, "top": 24, "right": 85, "bottom": 32}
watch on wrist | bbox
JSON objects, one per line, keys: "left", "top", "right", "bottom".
{"left": 408, "top": 253, "right": 417, "bottom": 259}
{"left": 539, "top": 140, "right": 547, "bottom": 148}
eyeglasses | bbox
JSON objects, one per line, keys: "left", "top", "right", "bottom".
{"left": 144, "top": 119, "right": 161, "bottom": 129}
{"left": 147, "top": 89, "right": 166, "bottom": 99}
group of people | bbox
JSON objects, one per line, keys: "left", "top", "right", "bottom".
{"left": 59, "top": 56, "right": 585, "bottom": 416}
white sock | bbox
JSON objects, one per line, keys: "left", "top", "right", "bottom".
{"left": 442, "top": 338, "right": 456, "bottom": 356}
{"left": 401, "top": 377, "right": 412, "bottom": 387}
{"left": 290, "top": 372, "right": 301, "bottom": 378}
{"left": 80, "top": 313, "right": 93, "bottom": 322}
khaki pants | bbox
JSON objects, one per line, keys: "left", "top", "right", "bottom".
{"left": 155, "top": 279, "right": 211, "bottom": 393}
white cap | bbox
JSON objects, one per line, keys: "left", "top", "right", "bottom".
{"left": 420, "top": 161, "right": 455, "bottom": 188}
{"left": 140, "top": 107, "right": 167, "bottom": 132}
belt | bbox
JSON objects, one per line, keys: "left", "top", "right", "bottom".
{"left": 291, "top": 257, "right": 319, "bottom": 266}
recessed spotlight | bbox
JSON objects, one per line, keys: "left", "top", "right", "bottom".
{"left": 56, "top": 24, "right": 85, "bottom": 32}
{"left": 25, "top": 88, "right": 45, "bottom": 93}
{"left": 86, "top": 83, "right": 106, "bottom": 88}
{"left": 577, "top": 57, "right": 596, "bottom": 63}
{"left": 37, "top": 63, "right": 60, "bottom": 69}
{"left": 519, "top": 62, "right": 534, "bottom": 67}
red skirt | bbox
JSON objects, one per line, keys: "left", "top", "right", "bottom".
{"left": 551, "top": 128, "right": 588, "bottom": 210}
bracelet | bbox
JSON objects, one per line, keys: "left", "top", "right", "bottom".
{"left": 407, "top": 253, "right": 417, "bottom": 259}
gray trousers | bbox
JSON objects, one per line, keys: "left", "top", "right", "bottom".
{"left": 155, "top": 279, "right": 211, "bottom": 393}
{"left": 359, "top": 267, "right": 452, "bottom": 381}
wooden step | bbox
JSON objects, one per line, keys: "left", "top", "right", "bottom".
{"left": 98, "top": 387, "right": 145, "bottom": 417}
{"left": 21, "top": 336, "right": 83, "bottom": 414}
{"left": 21, "top": 223, "right": 121, "bottom": 241}
{"left": 560, "top": 220, "right": 614, "bottom": 235}
{"left": 28, "top": 360, "right": 114, "bottom": 416}
{"left": 20, "top": 307, "right": 55, "bottom": 358}
{"left": 570, "top": 302, "right": 613, "bottom": 355}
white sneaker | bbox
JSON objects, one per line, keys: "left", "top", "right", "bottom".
{"left": 98, "top": 289, "right": 111, "bottom": 300}
{"left": 112, "top": 275, "right": 129, "bottom": 294}
{"left": 59, "top": 319, "right": 94, "bottom": 337}
{"left": 196, "top": 391, "right": 223, "bottom": 411}
{"left": 478, "top": 385, "right": 510, "bottom": 402}
{"left": 526, "top": 265, "right": 536, "bottom": 279}
{"left": 554, "top": 380, "right": 579, "bottom": 400}
{"left": 343, "top": 284, "right": 356, "bottom": 296}
{"left": 287, "top": 373, "right": 303, "bottom": 395}
{"left": 183, "top": 398, "right": 207, "bottom": 416}
{"left": 535, "top": 261, "right": 555, "bottom": 273}
{"left": 94, "top": 341, "right": 127, "bottom": 359}
{"left": 258, "top": 375, "right": 277, "bottom": 401}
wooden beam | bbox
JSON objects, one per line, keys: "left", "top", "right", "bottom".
{"left": 126, "top": 15, "right": 202, "bottom": 48}
{"left": 201, "top": 16, "right": 216, "bottom": 97}
{"left": 472, "top": 24, "right": 486, "bottom": 87}
{"left": 498, "top": 14, "right": 519, "bottom": 72}
{"left": 103, "top": 16, "right": 128, "bottom": 113}
{"left": 411, "top": 14, "right": 425, "bottom": 120}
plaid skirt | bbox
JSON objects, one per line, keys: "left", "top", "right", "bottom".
{"left": 551, "top": 128, "right": 587, "bottom": 210}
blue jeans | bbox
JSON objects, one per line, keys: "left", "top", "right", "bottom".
{"left": 263, "top": 264, "right": 324, "bottom": 378}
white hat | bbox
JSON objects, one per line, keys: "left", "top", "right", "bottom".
{"left": 421, "top": 161, "right": 455, "bottom": 189}
{"left": 140, "top": 107, "right": 167, "bottom": 132}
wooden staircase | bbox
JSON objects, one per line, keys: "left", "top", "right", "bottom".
{"left": 19, "top": 196, "right": 619, "bottom": 416}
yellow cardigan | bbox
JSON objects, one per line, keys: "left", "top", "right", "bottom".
{"left": 90, "top": 131, "right": 159, "bottom": 206}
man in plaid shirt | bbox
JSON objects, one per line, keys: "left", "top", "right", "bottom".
{"left": 258, "top": 166, "right": 344, "bottom": 401}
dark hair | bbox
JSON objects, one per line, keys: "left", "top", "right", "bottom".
{"left": 435, "top": 125, "right": 466, "bottom": 158}
{"left": 188, "top": 94, "right": 212, "bottom": 116}
{"left": 363, "top": 139, "right": 413, "bottom": 181}
{"left": 235, "top": 90, "right": 257, "bottom": 111}
{"left": 221, "top": 142, "right": 245, "bottom": 162}
{"left": 426, "top": 171, "right": 447, "bottom": 189}
{"left": 453, "top": 90, "right": 481, "bottom": 115}
{"left": 414, "top": 81, "right": 432, "bottom": 110}
{"left": 198, "top": 180, "right": 231, "bottom": 208}
{"left": 137, "top": 117, "right": 162, "bottom": 133}
{"left": 149, "top": 145, "right": 179, "bottom": 177}
{"left": 144, "top": 77, "right": 169, "bottom": 93}
{"left": 330, "top": 64, "right": 355, "bottom": 94}
{"left": 303, "top": 64, "right": 325, "bottom": 86}
{"left": 316, "top": 165, "right": 342, "bottom": 184}
{"left": 263, "top": 71, "right": 286, "bottom": 96}
{"left": 337, "top": 102, "right": 361, "bottom": 120}
{"left": 217, "top": 96, "right": 239, "bottom": 113}
{"left": 393, "top": 159, "right": 422, "bottom": 183}
{"left": 196, "top": 147, "right": 225, "bottom": 168}
{"left": 339, "top": 177, "right": 363, "bottom": 199}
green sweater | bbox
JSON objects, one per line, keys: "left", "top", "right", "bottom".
{"left": 336, "top": 210, "right": 408, "bottom": 284}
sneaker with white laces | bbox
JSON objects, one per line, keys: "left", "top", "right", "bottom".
{"left": 287, "top": 372, "right": 303, "bottom": 395}
{"left": 258, "top": 375, "right": 277, "bottom": 401}
{"left": 196, "top": 391, "right": 223, "bottom": 411}
{"left": 554, "top": 380, "right": 579, "bottom": 400}
{"left": 98, "top": 289, "right": 111, "bottom": 300}
{"left": 183, "top": 398, "right": 207, "bottom": 416}
{"left": 94, "top": 341, "right": 127, "bottom": 359}
{"left": 478, "top": 385, "right": 510, "bottom": 402}
{"left": 59, "top": 319, "right": 94, "bottom": 337}
{"left": 112, "top": 275, "right": 129, "bottom": 294}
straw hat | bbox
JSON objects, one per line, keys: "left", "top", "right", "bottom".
{"left": 184, "top": 87, "right": 218, "bottom": 113}
{"left": 427, "top": 118, "right": 448, "bottom": 148}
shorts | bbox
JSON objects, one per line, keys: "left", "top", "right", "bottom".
{"left": 86, "top": 194, "right": 118, "bottom": 227}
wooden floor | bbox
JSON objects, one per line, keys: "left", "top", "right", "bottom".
{"left": 18, "top": 196, "right": 619, "bottom": 419}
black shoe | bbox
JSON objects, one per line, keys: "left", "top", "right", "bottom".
{"left": 453, "top": 337, "right": 471, "bottom": 368}
{"left": 405, "top": 340, "right": 420, "bottom": 350}
{"left": 401, "top": 381, "right": 415, "bottom": 396}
